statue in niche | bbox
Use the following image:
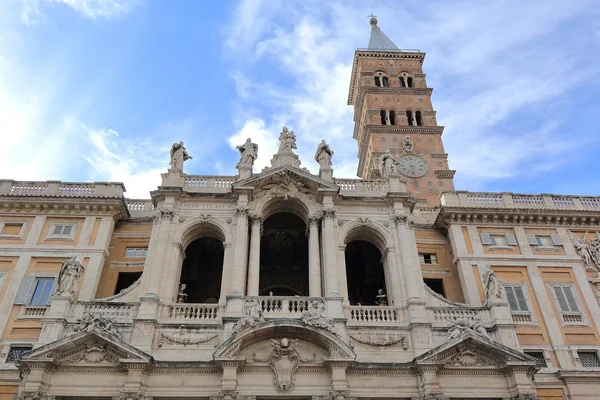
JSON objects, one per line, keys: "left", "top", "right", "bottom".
{"left": 314, "top": 140, "right": 334, "bottom": 168}
{"left": 376, "top": 289, "right": 387, "bottom": 306}
{"left": 278, "top": 127, "right": 297, "bottom": 153}
{"left": 177, "top": 284, "right": 188, "bottom": 303}
{"left": 170, "top": 141, "right": 192, "bottom": 170}
{"left": 567, "top": 230, "right": 598, "bottom": 270}
{"left": 483, "top": 268, "right": 503, "bottom": 303}
{"left": 236, "top": 138, "right": 258, "bottom": 168}
{"left": 379, "top": 149, "right": 397, "bottom": 178}
{"left": 402, "top": 135, "right": 413, "bottom": 152}
{"left": 53, "top": 256, "right": 84, "bottom": 295}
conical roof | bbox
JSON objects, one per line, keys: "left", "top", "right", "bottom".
{"left": 367, "top": 15, "right": 399, "bottom": 50}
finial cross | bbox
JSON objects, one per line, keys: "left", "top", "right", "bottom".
{"left": 367, "top": 13, "right": 377, "bottom": 18}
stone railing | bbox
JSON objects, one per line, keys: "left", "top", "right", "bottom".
{"left": 440, "top": 191, "right": 600, "bottom": 211}
{"left": 183, "top": 176, "right": 236, "bottom": 193}
{"left": 72, "top": 302, "right": 138, "bottom": 323}
{"left": 163, "top": 303, "right": 220, "bottom": 322}
{"left": 0, "top": 180, "right": 125, "bottom": 198}
{"left": 334, "top": 179, "right": 388, "bottom": 195}
{"left": 249, "top": 296, "right": 320, "bottom": 319}
{"left": 428, "top": 306, "right": 491, "bottom": 327}
{"left": 18, "top": 306, "right": 48, "bottom": 319}
{"left": 346, "top": 305, "right": 400, "bottom": 324}
{"left": 126, "top": 199, "right": 155, "bottom": 217}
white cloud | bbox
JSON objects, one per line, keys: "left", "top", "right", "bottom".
{"left": 20, "top": 0, "right": 140, "bottom": 23}
{"left": 225, "top": 0, "right": 599, "bottom": 189}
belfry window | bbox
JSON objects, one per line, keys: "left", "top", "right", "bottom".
{"left": 375, "top": 76, "right": 382, "bottom": 87}
{"left": 415, "top": 111, "right": 422, "bottom": 126}
{"left": 380, "top": 110, "right": 386, "bottom": 125}
{"left": 389, "top": 110, "right": 396, "bottom": 125}
{"left": 345, "top": 240, "right": 387, "bottom": 306}
{"left": 382, "top": 76, "right": 389, "bottom": 87}
{"left": 380, "top": 110, "right": 395, "bottom": 126}
{"left": 400, "top": 72, "right": 413, "bottom": 88}
{"left": 406, "top": 110, "right": 414, "bottom": 126}
{"left": 374, "top": 72, "right": 389, "bottom": 88}
{"left": 180, "top": 237, "right": 224, "bottom": 303}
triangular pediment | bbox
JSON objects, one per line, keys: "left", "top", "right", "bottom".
{"left": 415, "top": 331, "right": 537, "bottom": 370}
{"left": 19, "top": 328, "right": 152, "bottom": 367}
{"left": 233, "top": 165, "right": 338, "bottom": 201}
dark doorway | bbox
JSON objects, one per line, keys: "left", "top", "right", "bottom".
{"left": 114, "top": 271, "right": 142, "bottom": 295}
{"left": 180, "top": 237, "right": 224, "bottom": 303}
{"left": 345, "top": 240, "right": 387, "bottom": 305}
{"left": 259, "top": 213, "right": 309, "bottom": 296}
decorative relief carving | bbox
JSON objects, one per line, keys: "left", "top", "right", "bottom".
{"left": 447, "top": 316, "right": 488, "bottom": 340}
{"left": 73, "top": 312, "right": 122, "bottom": 338}
{"left": 313, "top": 390, "right": 356, "bottom": 400}
{"left": 349, "top": 334, "right": 407, "bottom": 349}
{"left": 199, "top": 214, "right": 211, "bottom": 223}
{"left": 251, "top": 338, "right": 315, "bottom": 391}
{"left": 157, "top": 331, "right": 218, "bottom": 347}
{"left": 322, "top": 210, "right": 336, "bottom": 220}
{"left": 209, "top": 390, "right": 255, "bottom": 400}
{"left": 445, "top": 349, "right": 486, "bottom": 367}
{"left": 231, "top": 299, "right": 264, "bottom": 335}
{"left": 255, "top": 171, "right": 310, "bottom": 201}
{"left": 301, "top": 300, "right": 335, "bottom": 333}
{"left": 358, "top": 217, "right": 369, "bottom": 226}
{"left": 567, "top": 230, "right": 600, "bottom": 271}
{"left": 153, "top": 209, "right": 175, "bottom": 223}
{"left": 417, "top": 394, "right": 447, "bottom": 400}
{"left": 115, "top": 392, "right": 152, "bottom": 400}
{"left": 505, "top": 395, "right": 539, "bottom": 400}
{"left": 13, "top": 392, "right": 53, "bottom": 400}
{"left": 235, "top": 207, "right": 249, "bottom": 218}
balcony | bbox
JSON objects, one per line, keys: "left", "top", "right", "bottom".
{"left": 440, "top": 191, "right": 600, "bottom": 211}
{"left": 0, "top": 180, "right": 125, "bottom": 198}
{"left": 183, "top": 175, "right": 236, "bottom": 193}
{"left": 334, "top": 178, "right": 388, "bottom": 197}
{"left": 346, "top": 305, "right": 400, "bottom": 325}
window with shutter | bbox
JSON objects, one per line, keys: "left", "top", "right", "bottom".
{"left": 29, "top": 278, "right": 55, "bottom": 306}
{"left": 14, "top": 276, "right": 36, "bottom": 305}
{"left": 47, "top": 223, "right": 76, "bottom": 239}
{"left": 505, "top": 233, "right": 518, "bottom": 246}
{"left": 551, "top": 284, "right": 584, "bottom": 325}
{"left": 480, "top": 233, "right": 492, "bottom": 245}
{"left": 504, "top": 285, "right": 532, "bottom": 323}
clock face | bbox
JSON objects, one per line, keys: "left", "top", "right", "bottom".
{"left": 397, "top": 154, "right": 428, "bottom": 177}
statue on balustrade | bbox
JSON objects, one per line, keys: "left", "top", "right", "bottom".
{"left": 170, "top": 141, "right": 193, "bottom": 170}
{"left": 379, "top": 149, "right": 396, "bottom": 178}
{"left": 376, "top": 289, "right": 387, "bottom": 306}
{"left": 54, "top": 256, "right": 84, "bottom": 296}
{"left": 483, "top": 268, "right": 503, "bottom": 303}
{"left": 236, "top": 138, "right": 258, "bottom": 168}
{"left": 177, "top": 284, "right": 188, "bottom": 303}
{"left": 314, "top": 140, "right": 334, "bottom": 168}
{"left": 278, "top": 127, "right": 297, "bottom": 153}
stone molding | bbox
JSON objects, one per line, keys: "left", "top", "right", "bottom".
{"left": 13, "top": 392, "right": 54, "bottom": 400}
{"left": 209, "top": 390, "right": 255, "bottom": 400}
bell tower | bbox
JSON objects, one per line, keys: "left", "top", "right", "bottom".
{"left": 348, "top": 15, "right": 455, "bottom": 206}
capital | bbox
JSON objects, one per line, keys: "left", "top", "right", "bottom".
{"left": 235, "top": 207, "right": 249, "bottom": 217}
{"left": 322, "top": 210, "right": 336, "bottom": 220}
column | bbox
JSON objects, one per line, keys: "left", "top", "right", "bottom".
{"left": 447, "top": 225, "right": 481, "bottom": 306}
{"left": 308, "top": 215, "right": 322, "bottom": 297}
{"left": 321, "top": 210, "right": 339, "bottom": 296}
{"left": 392, "top": 215, "right": 419, "bottom": 301}
{"left": 247, "top": 215, "right": 262, "bottom": 296}
{"left": 230, "top": 207, "right": 249, "bottom": 295}
{"left": 78, "top": 217, "right": 114, "bottom": 301}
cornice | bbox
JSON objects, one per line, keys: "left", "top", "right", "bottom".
{"left": 434, "top": 170, "right": 456, "bottom": 179}
{"left": 0, "top": 198, "right": 129, "bottom": 220}
{"left": 436, "top": 207, "right": 600, "bottom": 229}
{"left": 366, "top": 125, "right": 445, "bottom": 135}
{"left": 361, "top": 87, "right": 434, "bottom": 96}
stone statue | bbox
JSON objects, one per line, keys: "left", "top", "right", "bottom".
{"left": 448, "top": 316, "right": 488, "bottom": 339}
{"left": 301, "top": 300, "right": 335, "bottom": 333}
{"left": 379, "top": 149, "right": 396, "bottom": 178}
{"left": 236, "top": 138, "right": 258, "bottom": 168}
{"left": 278, "top": 127, "right": 297, "bottom": 153}
{"left": 376, "top": 289, "right": 387, "bottom": 306}
{"left": 402, "top": 135, "right": 413, "bottom": 152}
{"left": 74, "top": 312, "right": 122, "bottom": 338}
{"left": 314, "top": 140, "right": 334, "bottom": 168}
{"left": 54, "top": 256, "right": 84, "bottom": 295}
{"left": 177, "top": 284, "right": 188, "bottom": 303}
{"left": 169, "top": 141, "right": 192, "bottom": 170}
{"left": 567, "top": 230, "right": 597, "bottom": 270}
{"left": 231, "top": 299, "right": 264, "bottom": 335}
{"left": 483, "top": 268, "right": 503, "bottom": 303}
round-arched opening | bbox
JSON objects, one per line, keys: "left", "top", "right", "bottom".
{"left": 259, "top": 212, "right": 309, "bottom": 296}
{"left": 345, "top": 240, "right": 387, "bottom": 306}
{"left": 180, "top": 237, "right": 224, "bottom": 303}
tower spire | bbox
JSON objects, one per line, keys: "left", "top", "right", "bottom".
{"left": 367, "top": 15, "right": 399, "bottom": 50}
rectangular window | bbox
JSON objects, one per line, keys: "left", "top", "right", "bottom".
{"left": 419, "top": 254, "right": 437, "bottom": 264}
{"left": 550, "top": 284, "right": 584, "bottom": 325}
{"left": 124, "top": 248, "right": 148, "bottom": 258}
{"left": 6, "top": 346, "right": 33, "bottom": 362}
{"left": 578, "top": 351, "right": 600, "bottom": 368}
{"left": 29, "top": 277, "right": 55, "bottom": 306}
{"left": 524, "top": 351, "right": 547, "bottom": 368}
{"left": 527, "top": 234, "right": 563, "bottom": 248}
{"left": 505, "top": 285, "right": 529, "bottom": 312}
{"left": 480, "top": 232, "right": 517, "bottom": 247}
{"left": 1, "top": 222, "right": 24, "bottom": 236}
{"left": 47, "top": 223, "right": 76, "bottom": 240}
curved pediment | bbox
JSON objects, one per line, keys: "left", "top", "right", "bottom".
{"left": 214, "top": 321, "right": 356, "bottom": 361}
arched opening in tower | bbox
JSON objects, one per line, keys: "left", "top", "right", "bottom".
{"left": 180, "top": 237, "right": 224, "bottom": 303}
{"left": 259, "top": 212, "right": 309, "bottom": 296}
{"left": 345, "top": 240, "right": 387, "bottom": 306}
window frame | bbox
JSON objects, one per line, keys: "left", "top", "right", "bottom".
{"left": 523, "top": 350, "right": 549, "bottom": 369}
{"left": 5, "top": 344, "right": 33, "bottom": 363}
{"left": 124, "top": 247, "right": 148, "bottom": 258}
{"left": 480, "top": 232, "right": 518, "bottom": 250}
{"left": 419, "top": 253, "right": 438, "bottom": 265}
{"left": 503, "top": 283, "right": 536, "bottom": 324}
{"left": 45, "top": 222, "right": 78, "bottom": 240}
{"left": 548, "top": 283, "right": 586, "bottom": 326}
{"left": 577, "top": 350, "right": 600, "bottom": 368}
{"left": 28, "top": 276, "right": 56, "bottom": 306}
{"left": 527, "top": 233, "right": 563, "bottom": 251}
{"left": 0, "top": 220, "right": 28, "bottom": 239}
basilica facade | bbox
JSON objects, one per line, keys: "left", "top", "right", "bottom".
{"left": 1, "top": 17, "right": 599, "bottom": 400}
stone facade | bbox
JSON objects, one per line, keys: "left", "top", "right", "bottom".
{"left": 0, "top": 18, "right": 599, "bottom": 400}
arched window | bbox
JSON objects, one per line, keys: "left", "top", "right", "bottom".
{"left": 259, "top": 213, "right": 308, "bottom": 296}
{"left": 180, "top": 237, "right": 224, "bottom": 303}
{"left": 415, "top": 111, "right": 422, "bottom": 126}
{"left": 407, "top": 76, "right": 413, "bottom": 87}
{"left": 374, "top": 71, "right": 388, "bottom": 88}
{"left": 406, "top": 110, "right": 414, "bottom": 126}
{"left": 382, "top": 76, "right": 389, "bottom": 87}
{"left": 374, "top": 76, "right": 382, "bottom": 87}
{"left": 389, "top": 110, "right": 396, "bottom": 126}
{"left": 380, "top": 110, "right": 386, "bottom": 125}
{"left": 345, "top": 241, "right": 387, "bottom": 305}
{"left": 400, "top": 72, "right": 413, "bottom": 88}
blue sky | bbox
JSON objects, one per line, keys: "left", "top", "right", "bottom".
{"left": 1, "top": 0, "right": 599, "bottom": 199}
